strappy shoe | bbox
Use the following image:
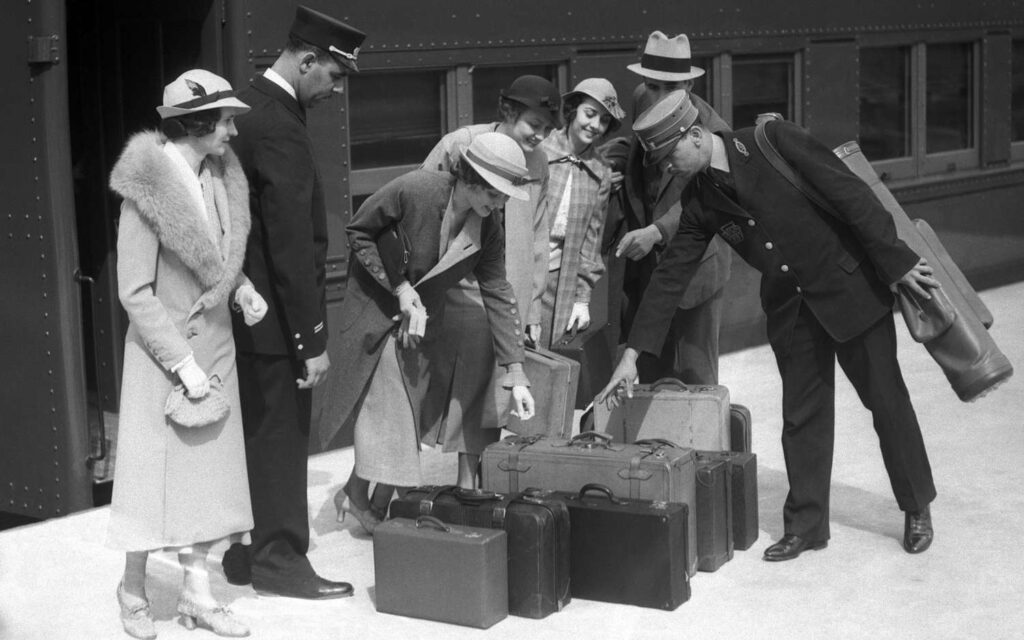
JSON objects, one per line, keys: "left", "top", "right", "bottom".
{"left": 116, "top": 581, "right": 157, "bottom": 640}
{"left": 176, "top": 598, "right": 249, "bottom": 638}
{"left": 333, "top": 488, "right": 381, "bottom": 535}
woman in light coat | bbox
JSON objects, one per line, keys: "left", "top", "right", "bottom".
{"left": 417, "top": 75, "right": 560, "bottom": 490}
{"left": 324, "top": 133, "right": 535, "bottom": 533}
{"left": 106, "top": 69, "right": 266, "bottom": 639}
{"left": 538, "top": 78, "right": 622, "bottom": 345}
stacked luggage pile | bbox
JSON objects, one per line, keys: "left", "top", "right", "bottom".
{"left": 374, "top": 351, "right": 758, "bottom": 628}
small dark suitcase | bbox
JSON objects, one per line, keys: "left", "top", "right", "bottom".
{"left": 553, "top": 484, "right": 691, "bottom": 610}
{"left": 698, "top": 450, "right": 759, "bottom": 551}
{"left": 503, "top": 347, "right": 579, "bottom": 438}
{"left": 695, "top": 454, "right": 734, "bottom": 572}
{"left": 374, "top": 516, "right": 508, "bottom": 628}
{"left": 387, "top": 485, "right": 571, "bottom": 619}
{"left": 729, "top": 404, "right": 752, "bottom": 453}
{"left": 551, "top": 322, "right": 614, "bottom": 410}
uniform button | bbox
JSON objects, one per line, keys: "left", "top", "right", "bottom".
{"left": 747, "top": 219, "right": 756, "bottom": 227}
{"left": 514, "top": 329, "right": 521, "bottom": 336}
{"left": 796, "top": 286, "right": 803, "bottom": 293}
{"left": 510, "top": 298, "right": 517, "bottom": 304}
{"left": 513, "top": 318, "right": 521, "bottom": 325}
{"left": 780, "top": 265, "right": 789, "bottom": 273}
{"left": 294, "top": 333, "right": 301, "bottom": 339}
{"left": 297, "top": 344, "right": 304, "bottom": 350}
{"left": 370, "top": 265, "right": 380, "bottom": 272}
{"left": 377, "top": 273, "right": 387, "bottom": 280}
{"left": 510, "top": 308, "right": 518, "bottom": 315}
{"left": 765, "top": 242, "right": 774, "bottom": 250}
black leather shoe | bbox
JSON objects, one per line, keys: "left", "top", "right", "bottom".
{"left": 763, "top": 534, "right": 828, "bottom": 562}
{"left": 221, "top": 543, "right": 251, "bottom": 586}
{"left": 252, "top": 571, "right": 354, "bottom": 600}
{"left": 903, "top": 505, "right": 933, "bottom": 554}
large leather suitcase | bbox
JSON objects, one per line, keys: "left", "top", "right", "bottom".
{"left": 698, "top": 450, "right": 759, "bottom": 551}
{"left": 373, "top": 516, "right": 508, "bottom": 628}
{"left": 550, "top": 322, "right": 614, "bottom": 410}
{"left": 481, "top": 433, "right": 699, "bottom": 576}
{"left": 729, "top": 404, "right": 752, "bottom": 453}
{"left": 833, "top": 142, "right": 1013, "bottom": 402}
{"left": 502, "top": 347, "right": 579, "bottom": 438}
{"left": 594, "top": 378, "right": 731, "bottom": 450}
{"left": 695, "top": 454, "right": 734, "bottom": 572}
{"left": 387, "top": 485, "right": 571, "bottom": 619}
{"left": 553, "top": 484, "right": 691, "bottom": 610}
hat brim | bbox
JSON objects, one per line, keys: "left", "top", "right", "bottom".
{"left": 329, "top": 52, "right": 359, "bottom": 73}
{"left": 626, "top": 63, "right": 705, "bottom": 83}
{"left": 562, "top": 90, "right": 627, "bottom": 123}
{"left": 461, "top": 154, "right": 529, "bottom": 201}
{"left": 642, "top": 137, "right": 679, "bottom": 167}
{"left": 157, "top": 97, "right": 251, "bottom": 119}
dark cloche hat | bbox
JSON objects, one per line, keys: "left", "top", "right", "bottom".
{"left": 501, "top": 75, "right": 562, "bottom": 129}
{"left": 632, "top": 89, "right": 699, "bottom": 166}
{"left": 289, "top": 5, "right": 366, "bottom": 72}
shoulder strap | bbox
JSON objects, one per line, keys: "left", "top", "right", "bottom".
{"left": 753, "top": 121, "right": 842, "bottom": 222}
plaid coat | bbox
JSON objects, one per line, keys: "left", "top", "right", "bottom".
{"left": 540, "top": 129, "right": 611, "bottom": 345}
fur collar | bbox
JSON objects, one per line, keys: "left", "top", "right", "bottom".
{"left": 109, "top": 131, "right": 251, "bottom": 309}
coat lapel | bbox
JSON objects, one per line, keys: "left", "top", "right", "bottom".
{"left": 416, "top": 213, "right": 483, "bottom": 287}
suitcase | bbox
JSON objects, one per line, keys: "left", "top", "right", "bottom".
{"left": 550, "top": 322, "right": 614, "bottom": 410}
{"left": 552, "top": 484, "right": 691, "bottom": 610}
{"left": 373, "top": 516, "right": 508, "bottom": 628}
{"left": 729, "top": 404, "right": 752, "bottom": 453}
{"left": 694, "top": 454, "right": 734, "bottom": 572}
{"left": 502, "top": 347, "right": 579, "bottom": 438}
{"left": 481, "top": 433, "right": 699, "bottom": 576}
{"left": 387, "top": 485, "right": 571, "bottom": 619}
{"left": 698, "top": 450, "right": 759, "bottom": 551}
{"left": 594, "top": 378, "right": 731, "bottom": 451}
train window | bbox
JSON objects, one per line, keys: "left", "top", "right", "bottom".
{"left": 470, "top": 65, "right": 559, "bottom": 124}
{"left": 860, "top": 47, "right": 911, "bottom": 161}
{"left": 348, "top": 70, "right": 447, "bottom": 170}
{"left": 1012, "top": 40, "right": 1024, "bottom": 145}
{"left": 926, "top": 43, "right": 973, "bottom": 154}
{"left": 732, "top": 55, "right": 793, "bottom": 128}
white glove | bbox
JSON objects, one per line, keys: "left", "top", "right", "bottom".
{"left": 567, "top": 302, "right": 591, "bottom": 332}
{"left": 510, "top": 385, "right": 535, "bottom": 421}
{"left": 176, "top": 355, "right": 210, "bottom": 398}
{"left": 235, "top": 284, "right": 268, "bottom": 326}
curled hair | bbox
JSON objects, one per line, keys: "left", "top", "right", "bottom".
{"left": 452, "top": 157, "right": 492, "bottom": 189}
{"left": 496, "top": 97, "right": 528, "bottom": 125}
{"left": 159, "top": 108, "right": 221, "bottom": 140}
{"left": 285, "top": 34, "right": 330, "bottom": 63}
{"left": 563, "top": 94, "right": 620, "bottom": 135}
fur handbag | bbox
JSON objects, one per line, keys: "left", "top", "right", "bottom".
{"left": 164, "top": 375, "right": 230, "bottom": 428}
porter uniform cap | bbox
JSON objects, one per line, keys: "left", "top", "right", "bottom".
{"left": 627, "top": 31, "right": 705, "bottom": 82}
{"left": 460, "top": 132, "right": 531, "bottom": 201}
{"left": 290, "top": 5, "right": 366, "bottom": 72}
{"left": 632, "top": 89, "right": 699, "bottom": 166}
{"left": 501, "top": 75, "right": 563, "bottom": 129}
{"left": 562, "top": 77, "right": 626, "bottom": 130}
{"left": 156, "top": 69, "right": 250, "bottom": 119}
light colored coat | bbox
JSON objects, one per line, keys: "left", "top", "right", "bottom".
{"left": 105, "top": 131, "right": 253, "bottom": 550}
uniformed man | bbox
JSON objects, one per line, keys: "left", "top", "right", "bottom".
{"left": 224, "top": 5, "right": 366, "bottom": 598}
{"left": 597, "top": 90, "right": 939, "bottom": 560}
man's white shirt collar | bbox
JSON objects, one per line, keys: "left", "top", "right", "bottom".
{"left": 264, "top": 68, "right": 297, "bottom": 101}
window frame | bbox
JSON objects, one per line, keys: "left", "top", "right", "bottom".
{"left": 1011, "top": 37, "right": 1024, "bottom": 163}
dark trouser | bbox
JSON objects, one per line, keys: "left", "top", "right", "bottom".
{"left": 775, "top": 305, "right": 936, "bottom": 541}
{"left": 237, "top": 352, "right": 315, "bottom": 580}
{"left": 636, "top": 289, "right": 724, "bottom": 386}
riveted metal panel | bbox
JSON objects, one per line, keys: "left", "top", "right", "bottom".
{"left": 804, "top": 39, "right": 860, "bottom": 148}
{"left": 1, "top": 0, "right": 91, "bottom": 518}
{"left": 981, "top": 32, "right": 1012, "bottom": 167}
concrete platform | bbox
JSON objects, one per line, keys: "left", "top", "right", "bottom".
{"left": 2, "top": 282, "right": 1022, "bottom": 640}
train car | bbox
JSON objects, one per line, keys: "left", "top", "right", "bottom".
{"left": 3, "top": 0, "right": 1023, "bottom": 523}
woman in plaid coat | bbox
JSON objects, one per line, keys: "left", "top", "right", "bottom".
{"left": 539, "top": 78, "right": 624, "bottom": 346}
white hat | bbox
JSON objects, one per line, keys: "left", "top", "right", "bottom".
{"left": 563, "top": 78, "right": 626, "bottom": 125}
{"left": 459, "top": 132, "right": 531, "bottom": 201}
{"left": 627, "top": 31, "right": 705, "bottom": 82}
{"left": 156, "top": 69, "right": 250, "bottom": 119}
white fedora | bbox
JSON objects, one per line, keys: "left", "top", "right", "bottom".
{"left": 627, "top": 31, "right": 705, "bottom": 82}
{"left": 459, "top": 132, "right": 530, "bottom": 201}
{"left": 156, "top": 69, "right": 250, "bottom": 119}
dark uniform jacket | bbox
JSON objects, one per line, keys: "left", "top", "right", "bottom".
{"left": 318, "top": 170, "right": 525, "bottom": 447}
{"left": 630, "top": 120, "right": 919, "bottom": 357}
{"left": 231, "top": 75, "right": 328, "bottom": 359}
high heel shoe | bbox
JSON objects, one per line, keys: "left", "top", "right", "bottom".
{"left": 117, "top": 580, "right": 157, "bottom": 640}
{"left": 176, "top": 597, "right": 249, "bottom": 638}
{"left": 333, "top": 488, "right": 381, "bottom": 535}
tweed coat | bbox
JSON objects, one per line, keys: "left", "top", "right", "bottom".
{"left": 419, "top": 125, "right": 548, "bottom": 449}
{"left": 539, "top": 128, "right": 611, "bottom": 345}
{"left": 318, "top": 170, "right": 525, "bottom": 449}
{"left": 629, "top": 120, "right": 919, "bottom": 359}
{"left": 106, "top": 132, "right": 254, "bottom": 550}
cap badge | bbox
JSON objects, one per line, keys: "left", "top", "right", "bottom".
{"left": 329, "top": 44, "right": 359, "bottom": 61}
{"left": 734, "top": 139, "right": 749, "bottom": 157}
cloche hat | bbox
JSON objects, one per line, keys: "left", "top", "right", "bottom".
{"left": 501, "top": 75, "right": 562, "bottom": 129}
{"left": 632, "top": 89, "right": 699, "bottom": 166}
{"left": 627, "top": 31, "right": 705, "bottom": 82}
{"left": 460, "top": 132, "right": 531, "bottom": 201}
{"left": 156, "top": 69, "right": 249, "bottom": 119}
{"left": 563, "top": 78, "right": 626, "bottom": 128}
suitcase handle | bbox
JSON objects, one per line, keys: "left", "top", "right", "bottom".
{"left": 569, "top": 431, "right": 613, "bottom": 447}
{"left": 650, "top": 377, "right": 688, "bottom": 391}
{"left": 576, "top": 483, "right": 625, "bottom": 504}
{"left": 452, "top": 488, "right": 502, "bottom": 505}
{"left": 415, "top": 515, "right": 451, "bottom": 533}
{"left": 634, "top": 438, "right": 683, "bottom": 450}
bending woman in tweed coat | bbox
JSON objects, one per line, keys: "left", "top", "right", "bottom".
{"left": 106, "top": 70, "right": 265, "bottom": 639}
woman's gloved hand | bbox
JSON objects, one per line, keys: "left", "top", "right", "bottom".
{"left": 176, "top": 356, "right": 210, "bottom": 398}
{"left": 510, "top": 385, "right": 535, "bottom": 421}
{"left": 566, "top": 302, "right": 591, "bottom": 332}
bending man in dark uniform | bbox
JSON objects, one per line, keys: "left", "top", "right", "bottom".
{"left": 598, "top": 90, "right": 938, "bottom": 560}
{"left": 224, "top": 6, "right": 366, "bottom": 598}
